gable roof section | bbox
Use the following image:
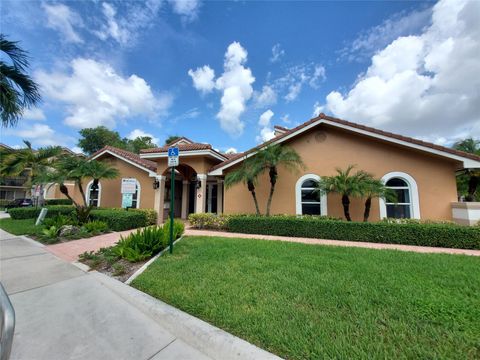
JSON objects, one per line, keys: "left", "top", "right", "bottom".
{"left": 140, "top": 142, "right": 228, "bottom": 161}
{"left": 90, "top": 146, "right": 158, "bottom": 174}
{"left": 166, "top": 136, "right": 194, "bottom": 146}
{"left": 210, "top": 113, "right": 480, "bottom": 175}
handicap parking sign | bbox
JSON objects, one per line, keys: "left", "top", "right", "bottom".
{"left": 168, "top": 147, "right": 179, "bottom": 167}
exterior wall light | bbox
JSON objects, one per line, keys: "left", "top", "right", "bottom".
{"left": 153, "top": 179, "right": 159, "bottom": 189}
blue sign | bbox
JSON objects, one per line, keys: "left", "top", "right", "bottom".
{"left": 168, "top": 147, "right": 179, "bottom": 157}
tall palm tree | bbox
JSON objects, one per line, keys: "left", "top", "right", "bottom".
{"left": 253, "top": 144, "right": 305, "bottom": 216}
{"left": 317, "top": 165, "right": 369, "bottom": 221}
{"left": 453, "top": 138, "right": 480, "bottom": 201}
{"left": 1, "top": 34, "right": 41, "bottom": 127}
{"left": 1, "top": 141, "right": 62, "bottom": 204}
{"left": 38, "top": 155, "right": 119, "bottom": 223}
{"left": 361, "top": 177, "right": 395, "bottom": 222}
{"left": 224, "top": 158, "right": 261, "bottom": 215}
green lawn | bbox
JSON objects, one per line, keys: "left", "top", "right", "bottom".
{"left": 132, "top": 236, "right": 480, "bottom": 359}
{"left": 0, "top": 218, "right": 43, "bottom": 236}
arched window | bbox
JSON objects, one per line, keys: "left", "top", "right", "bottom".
{"left": 86, "top": 180, "right": 101, "bottom": 207}
{"left": 295, "top": 174, "right": 327, "bottom": 216}
{"left": 379, "top": 172, "right": 420, "bottom": 219}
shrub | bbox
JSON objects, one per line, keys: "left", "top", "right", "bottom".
{"left": 131, "top": 208, "right": 157, "bottom": 225}
{"left": 163, "top": 220, "right": 185, "bottom": 247}
{"left": 41, "top": 226, "right": 60, "bottom": 244}
{"left": 188, "top": 213, "right": 232, "bottom": 230}
{"left": 43, "top": 214, "right": 77, "bottom": 228}
{"left": 82, "top": 220, "right": 109, "bottom": 234}
{"left": 44, "top": 199, "right": 73, "bottom": 206}
{"left": 89, "top": 209, "right": 148, "bottom": 231}
{"left": 0, "top": 199, "right": 11, "bottom": 207}
{"left": 8, "top": 205, "right": 75, "bottom": 220}
{"left": 113, "top": 220, "right": 185, "bottom": 262}
{"left": 226, "top": 215, "right": 480, "bottom": 250}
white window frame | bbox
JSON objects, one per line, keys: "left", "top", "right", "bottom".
{"left": 295, "top": 174, "right": 328, "bottom": 216}
{"left": 86, "top": 180, "right": 102, "bottom": 207}
{"left": 131, "top": 179, "right": 141, "bottom": 209}
{"left": 379, "top": 172, "right": 420, "bottom": 219}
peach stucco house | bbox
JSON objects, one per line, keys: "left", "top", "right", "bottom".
{"left": 51, "top": 114, "right": 480, "bottom": 225}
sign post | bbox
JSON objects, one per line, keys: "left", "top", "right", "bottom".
{"left": 168, "top": 147, "right": 179, "bottom": 254}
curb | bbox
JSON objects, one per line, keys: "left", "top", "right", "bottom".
{"left": 125, "top": 235, "right": 184, "bottom": 285}
{"left": 92, "top": 271, "right": 282, "bottom": 360}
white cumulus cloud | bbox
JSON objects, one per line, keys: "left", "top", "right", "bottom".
{"left": 253, "top": 85, "right": 277, "bottom": 108}
{"left": 167, "top": 0, "right": 202, "bottom": 22}
{"left": 127, "top": 129, "right": 159, "bottom": 144}
{"left": 321, "top": 0, "right": 480, "bottom": 143}
{"left": 10, "top": 124, "right": 65, "bottom": 146}
{"left": 22, "top": 108, "right": 46, "bottom": 121}
{"left": 42, "top": 3, "right": 84, "bottom": 43}
{"left": 36, "top": 58, "right": 173, "bottom": 129}
{"left": 225, "top": 147, "right": 237, "bottom": 154}
{"left": 256, "top": 109, "right": 276, "bottom": 143}
{"left": 190, "top": 42, "right": 255, "bottom": 137}
{"left": 188, "top": 65, "right": 215, "bottom": 94}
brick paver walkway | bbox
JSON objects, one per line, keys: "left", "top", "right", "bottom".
{"left": 184, "top": 229, "right": 480, "bottom": 256}
{"left": 46, "top": 229, "right": 136, "bottom": 262}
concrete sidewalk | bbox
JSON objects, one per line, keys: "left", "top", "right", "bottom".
{"left": 0, "top": 229, "right": 280, "bottom": 360}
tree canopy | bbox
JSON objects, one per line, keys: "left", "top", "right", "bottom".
{"left": 77, "top": 126, "right": 158, "bottom": 155}
{"left": 0, "top": 34, "right": 41, "bottom": 127}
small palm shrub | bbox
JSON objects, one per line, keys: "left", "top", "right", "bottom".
{"left": 43, "top": 214, "right": 77, "bottom": 228}
{"left": 82, "top": 220, "right": 109, "bottom": 234}
{"left": 113, "top": 221, "right": 185, "bottom": 262}
{"left": 41, "top": 226, "right": 60, "bottom": 244}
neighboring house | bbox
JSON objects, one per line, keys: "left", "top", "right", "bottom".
{"left": 46, "top": 114, "right": 480, "bottom": 224}
{"left": 0, "top": 144, "right": 30, "bottom": 201}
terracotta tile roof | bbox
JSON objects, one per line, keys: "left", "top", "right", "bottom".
{"left": 90, "top": 146, "right": 157, "bottom": 172}
{"left": 274, "top": 125, "right": 289, "bottom": 132}
{"left": 166, "top": 136, "right": 195, "bottom": 146}
{"left": 210, "top": 113, "right": 480, "bottom": 172}
{"left": 140, "top": 143, "right": 213, "bottom": 153}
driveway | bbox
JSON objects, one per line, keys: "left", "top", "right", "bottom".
{"left": 0, "top": 229, "right": 279, "bottom": 360}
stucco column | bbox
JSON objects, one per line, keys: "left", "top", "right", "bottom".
{"left": 195, "top": 174, "right": 207, "bottom": 213}
{"left": 216, "top": 179, "right": 223, "bottom": 214}
{"left": 181, "top": 180, "right": 189, "bottom": 219}
{"left": 154, "top": 176, "right": 166, "bottom": 224}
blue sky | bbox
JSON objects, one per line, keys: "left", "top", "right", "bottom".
{"left": 2, "top": 0, "right": 479, "bottom": 153}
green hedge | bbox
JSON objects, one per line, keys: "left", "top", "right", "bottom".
{"left": 45, "top": 199, "right": 73, "bottom": 205}
{"left": 226, "top": 215, "right": 480, "bottom": 250}
{"left": 8, "top": 206, "right": 151, "bottom": 231}
{"left": 8, "top": 206, "right": 75, "bottom": 219}
{"left": 89, "top": 210, "right": 148, "bottom": 231}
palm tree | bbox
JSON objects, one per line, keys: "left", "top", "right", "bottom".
{"left": 1, "top": 141, "right": 62, "bottom": 204}
{"left": 361, "top": 177, "right": 395, "bottom": 222}
{"left": 253, "top": 144, "right": 305, "bottom": 216}
{"left": 453, "top": 138, "right": 480, "bottom": 201}
{"left": 224, "top": 158, "right": 261, "bottom": 215}
{"left": 1, "top": 34, "right": 41, "bottom": 127}
{"left": 317, "top": 165, "right": 369, "bottom": 221}
{"left": 38, "top": 155, "right": 119, "bottom": 223}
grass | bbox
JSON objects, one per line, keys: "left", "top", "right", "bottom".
{"left": 132, "top": 236, "right": 480, "bottom": 359}
{"left": 0, "top": 218, "right": 43, "bottom": 236}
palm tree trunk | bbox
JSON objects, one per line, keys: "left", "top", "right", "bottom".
{"left": 266, "top": 166, "right": 278, "bottom": 216}
{"left": 77, "top": 180, "right": 88, "bottom": 207}
{"left": 247, "top": 180, "right": 261, "bottom": 216}
{"left": 363, "top": 196, "right": 372, "bottom": 222}
{"left": 342, "top": 194, "right": 352, "bottom": 221}
{"left": 467, "top": 175, "right": 479, "bottom": 201}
